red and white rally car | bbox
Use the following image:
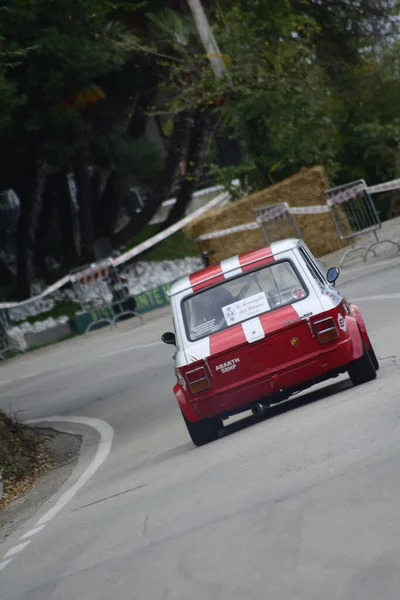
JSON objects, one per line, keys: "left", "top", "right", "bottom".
{"left": 162, "top": 239, "right": 379, "bottom": 446}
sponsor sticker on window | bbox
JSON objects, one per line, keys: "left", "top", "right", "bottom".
{"left": 222, "top": 292, "right": 270, "bottom": 326}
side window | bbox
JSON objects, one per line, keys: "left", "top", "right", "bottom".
{"left": 299, "top": 247, "right": 326, "bottom": 289}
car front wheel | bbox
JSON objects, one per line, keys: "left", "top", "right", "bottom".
{"left": 348, "top": 342, "right": 377, "bottom": 386}
{"left": 182, "top": 413, "right": 222, "bottom": 447}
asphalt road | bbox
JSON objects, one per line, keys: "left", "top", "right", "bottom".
{"left": 1, "top": 255, "right": 400, "bottom": 599}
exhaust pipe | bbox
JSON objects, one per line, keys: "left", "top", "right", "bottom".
{"left": 252, "top": 403, "right": 267, "bottom": 417}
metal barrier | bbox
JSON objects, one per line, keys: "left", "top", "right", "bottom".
{"left": 70, "top": 260, "right": 143, "bottom": 334}
{"left": 0, "top": 309, "right": 25, "bottom": 360}
{"left": 325, "top": 179, "right": 400, "bottom": 268}
{"left": 254, "top": 203, "right": 301, "bottom": 244}
{"left": 253, "top": 202, "right": 328, "bottom": 268}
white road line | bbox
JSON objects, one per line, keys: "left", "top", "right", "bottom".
{"left": 0, "top": 560, "right": 13, "bottom": 573}
{"left": 0, "top": 416, "right": 114, "bottom": 574}
{"left": 26, "top": 417, "right": 114, "bottom": 527}
{"left": 97, "top": 341, "right": 162, "bottom": 361}
{"left": 20, "top": 524, "right": 46, "bottom": 540}
{"left": 352, "top": 294, "right": 400, "bottom": 301}
{"left": 3, "top": 542, "right": 31, "bottom": 559}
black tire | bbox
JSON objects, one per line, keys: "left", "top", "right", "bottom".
{"left": 368, "top": 341, "right": 379, "bottom": 371}
{"left": 183, "top": 414, "right": 222, "bottom": 447}
{"left": 348, "top": 343, "right": 377, "bottom": 386}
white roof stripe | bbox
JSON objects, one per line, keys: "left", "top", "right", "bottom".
{"left": 221, "top": 255, "right": 242, "bottom": 279}
{"left": 168, "top": 239, "right": 301, "bottom": 297}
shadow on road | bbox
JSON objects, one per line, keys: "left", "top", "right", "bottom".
{"left": 219, "top": 377, "right": 353, "bottom": 440}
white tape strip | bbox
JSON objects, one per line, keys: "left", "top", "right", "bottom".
{"left": 195, "top": 204, "right": 331, "bottom": 241}
{"left": 113, "top": 191, "right": 230, "bottom": 266}
{"left": 325, "top": 184, "right": 366, "bottom": 207}
{"left": 3, "top": 175, "right": 399, "bottom": 310}
{"left": 196, "top": 222, "right": 259, "bottom": 241}
{"left": 0, "top": 275, "right": 72, "bottom": 310}
{"left": 255, "top": 203, "right": 289, "bottom": 223}
{"left": 326, "top": 177, "right": 400, "bottom": 207}
{"left": 367, "top": 178, "right": 400, "bottom": 194}
{"left": 290, "top": 205, "right": 330, "bottom": 215}
{"left": 0, "top": 191, "right": 230, "bottom": 309}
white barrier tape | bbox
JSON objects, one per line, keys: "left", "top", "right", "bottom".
{"left": 195, "top": 204, "right": 331, "bottom": 241}
{"left": 326, "top": 178, "right": 400, "bottom": 207}
{"left": 3, "top": 175, "right": 399, "bottom": 310}
{"left": 0, "top": 191, "right": 230, "bottom": 309}
{"left": 196, "top": 222, "right": 259, "bottom": 241}
{"left": 162, "top": 181, "right": 239, "bottom": 207}
{"left": 0, "top": 276, "right": 72, "bottom": 310}
{"left": 113, "top": 191, "right": 230, "bottom": 266}
{"left": 290, "top": 205, "right": 330, "bottom": 215}
{"left": 367, "top": 178, "right": 400, "bottom": 195}
{"left": 255, "top": 203, "right": 289, "bottom": 223}
{"left": 325, "top": 184, "right": 366, "bottom": 207}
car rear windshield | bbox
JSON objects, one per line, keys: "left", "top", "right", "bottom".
{"left": 183, "top": 260, "right": 308, "bottom": 342}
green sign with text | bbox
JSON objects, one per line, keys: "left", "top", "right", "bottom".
{"left": 135, "top": 282, "right": 172, "bottom": 313}
{"left": 69, "top": 282, "right": 174, "bottom": 333}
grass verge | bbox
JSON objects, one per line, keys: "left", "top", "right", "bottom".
{"left": 121, "top": 225, "right": 199, "bottom": 261}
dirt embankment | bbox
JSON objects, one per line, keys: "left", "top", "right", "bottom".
{"left": 0, "top": 411, "right": 81, "bottom": 512}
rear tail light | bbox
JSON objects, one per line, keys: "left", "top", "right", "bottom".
{"left": 313, "top": 317, "right": 340, "bottom": 344}
{"left": 186, "top": 366, "right": 211, "bottom": 394}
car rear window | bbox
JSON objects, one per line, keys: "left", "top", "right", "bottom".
{"left": 183, "top": 260, "right": 308, "bottom": 342}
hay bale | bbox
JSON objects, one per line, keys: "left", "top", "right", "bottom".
{"left": 185, "top": 166, "right": 348, "bottom": 262}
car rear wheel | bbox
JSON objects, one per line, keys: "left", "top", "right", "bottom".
{"left": 348, "top": 342, "right": 377, "bottom": 386}
{"left": 368, "top": 340, "right": 379, "bottom": 371}
{"left": 182, "top": 413, "right": 222, "bottom": 447}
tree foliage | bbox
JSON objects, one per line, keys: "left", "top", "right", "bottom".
{"left": 0, "top": 0, "right": 399, "bottom": 298}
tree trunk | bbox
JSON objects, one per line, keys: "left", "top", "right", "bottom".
{"left": 94, "top": 170, "right": 123, "bottom": 241}
{"left": 111, "top": 110, "right": 192, "bottom": 249}
{"left": 33, "top": 175, "right": 55, "bottom": 280}
{"left": 14, "top": 164, "right": 39, "bottom": 300}
{"left": 0, "top": 257, "right": 15, "bottom": 288}
{"left": 54, "top": 173, "right": 80, "bottom": 270}
{"left": 73, "top": 152, "right": 94, "bottom": 264}
{"left": 160, "top": 110, "right": 209, "bottom": 230}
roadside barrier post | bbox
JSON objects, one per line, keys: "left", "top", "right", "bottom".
{"left": 325, "top": 180, "right": 400, "bottom": 268}
{"left": 70, "top": 260, "right": 143, "bottom": 334}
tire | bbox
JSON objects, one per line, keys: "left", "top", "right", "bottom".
{"left": 182, "top": 413, "right": 222, "bottom": 447}
{"left": 368, "top": 341, "right": 379, "bottom": 371}
{"left": 348, "top": 342, "right": 377, "bottom": 386}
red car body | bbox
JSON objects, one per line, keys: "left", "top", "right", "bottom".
{"left": 163, "top": 239, "right": 378, "bottom": 445}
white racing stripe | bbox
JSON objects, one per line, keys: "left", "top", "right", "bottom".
{"left": 242, "top": 317, "right": 265, "bottom": 343}
{"left": 221, "top": 255, "right": 242, "bottom": 278}
{"left": 291, "top": 297, "right": 324, "bottom": 319}
{"left": 185, "top": 336, "right": 211, "bottom": 363}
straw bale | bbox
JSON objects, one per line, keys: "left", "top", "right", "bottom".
{"left": 185, "top": 166, "right": 349, "bottom": 263}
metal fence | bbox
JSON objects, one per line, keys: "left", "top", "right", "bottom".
{"left": 325, "top": 179, "right": 400, "bottom": 268}
{"left": 254, "top": 203, "right": 301, "bottom": 244}
{"left": 253, "top": 202, "right": 328, "bottom": 268}
{"left": 70, "top": 260, "right": 143, "bottom": 334}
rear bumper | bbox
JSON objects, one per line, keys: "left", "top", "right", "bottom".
{"left": 178, "top": 335, "right": 361, "bottom": 421}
